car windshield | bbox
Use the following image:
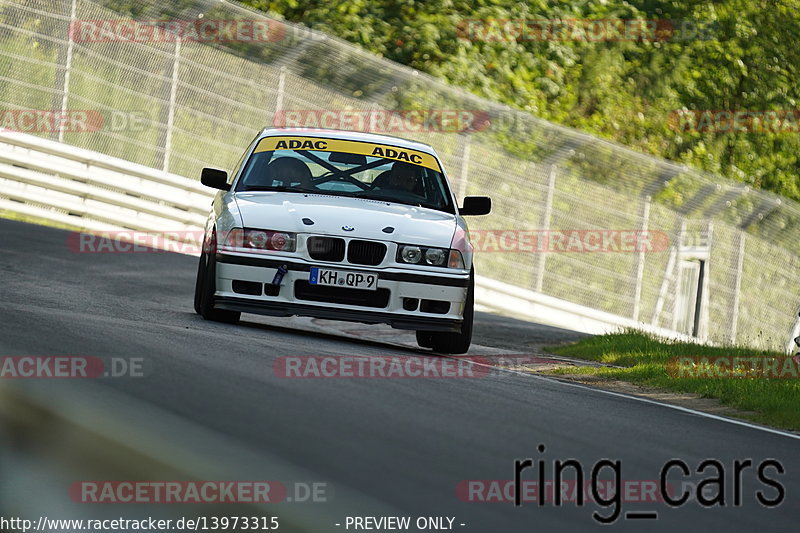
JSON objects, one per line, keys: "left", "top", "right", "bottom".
{"left": 234, "top": 136, "right": 455, "bottom": 213}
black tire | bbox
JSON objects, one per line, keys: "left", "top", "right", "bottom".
{"left": 196, "top": 233, "right": 240, "bottom": 324}
{"left": 193, "top": 251, "right": 205, "bottom": 315}
{"left": 427, "top": 269, "right": 474, "bottom": 355}
{"left": 415, "top": 331, "right": 435, "bottom": 349}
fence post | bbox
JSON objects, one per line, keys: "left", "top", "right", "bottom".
{"left": 695, "top": 221, "right": 713, "bottom": 339}
{"left": 364, "top": 101, "right": 383, "bottom": 133}
{"left": 788, "top": 311, "right": 800, "bottom": 355}
{"left": 56, "top": 0, "right": 77, "bottom": 143}
{"left": 632, "top": 195, "right": 651, "bottom": 321}
{"left": 456, "top": 135, "right": 471, "bottom": 201}
{"left": 162, "top": 38, "right": 181, "bottom": 173}
{"left": 274, "top": 65, "right": 286, "bottom": 121}
{"left": 652, "top": 218, "right": 684, "bottom": 326}
{"left": 535, "top": 164, "right": 556, "bottom": 293}
{"left": 729, "top": 229, "right": 746, "bottom": 344}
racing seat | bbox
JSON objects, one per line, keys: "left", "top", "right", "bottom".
{"left": 370, "top": 170, "right": 393, "bottom": 189}
{"left": 371, "top": 163, "right": 425, "bottom": 196}
{"left": 267, "top": 157, "right": 313, "bottom": 188}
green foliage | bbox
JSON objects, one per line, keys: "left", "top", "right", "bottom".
{"left": 246, "top": 0, "right": 800, "bottom": 201}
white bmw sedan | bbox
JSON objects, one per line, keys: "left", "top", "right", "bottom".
{"left": 194, "top": 128, "right": 491, "bottom": 354}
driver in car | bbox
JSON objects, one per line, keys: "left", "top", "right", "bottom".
{"left": 267, "top": 157, "right": 313, "bottom": 188}
{"left": 385, "top": 161, "right": 421, "bottom": 192}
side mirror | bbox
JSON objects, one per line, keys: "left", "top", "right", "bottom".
{"left": 460, "top": 196, "right": 491, "bottom": 216}
{"left": 201, "top": 168, "right": 230, "bottom": 191}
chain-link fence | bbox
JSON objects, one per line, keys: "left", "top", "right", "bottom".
{"left": 1, "top": 0, "right": 798, "bottom": 350}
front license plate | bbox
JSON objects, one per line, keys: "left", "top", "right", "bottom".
{"left": 309, "top": 267, "right": 378, "bottom": 291}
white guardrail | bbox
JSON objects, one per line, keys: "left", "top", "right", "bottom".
{"left": 0, "top": 130, "right": 211, "bottom": 233}
{"left": 0, "top": 129, "right": 777, "bottom": 346}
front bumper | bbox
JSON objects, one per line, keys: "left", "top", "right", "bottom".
{"left": 214, "top": 253, "right": 469, "bottom": 332}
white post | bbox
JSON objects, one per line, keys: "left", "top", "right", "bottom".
{"left": 787, "top": 312, "right": 800, "bottom": 355}
{"left": 729, "top": 229, "right": 746, "bottom": 344}
{"left": 697, "top": 221, "right": 713, "bottom": 339}
{"left": 57, "top": 0, "right": 77, "bottom": 143}
{"left": 535, "top": 164, "right": 556, "bottom": 293}
{"left": 162, "top": 38, "right": 181, "bottom": 173}
{"left": 274, "top": 65, "right": 286, "bottom": 122}
{"left": 457, "top": 135, "right": 470, "bottom": 201}
{"left": 364, "top": 101, "right": 382, "bottom": 133}
{"left": 632, "top": 196, "right": 651, "bottom": 321}
{"left": 652, "top": 219, "right": 684, "bottom": 326}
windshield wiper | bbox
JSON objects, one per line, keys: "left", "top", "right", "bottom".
{"left": 352, "top": 192, "right": 391, "bottom": 202}
{"left": 354, "top": 191, "right": 426, "bottom": 208}
{"left": 239, "top": 186, "right": 340, "bottom": 196}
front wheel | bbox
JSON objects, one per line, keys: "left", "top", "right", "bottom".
{"left": 195, "top": 233, "right": 240, "bottom": 324}
{"left": 193, "top": 249, "right": 205, "bottom": 315}
{"left": 417, "top": 270, "right": 474, "bottom": 354}
{"left": 415, "top": 331, "right": 434, "bottom": 349}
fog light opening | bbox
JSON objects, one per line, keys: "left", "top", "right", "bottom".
{"left": 403, "top": 298, "right": 419, "bottom": 311}
{"left": 232, "top": 280, "right": 262, "bottom": 296}
{"left": 264, "top": 284, "right": 281, "bottom": 296}
{"left": 420, "top": 299, "right": 450, "bottom": 314}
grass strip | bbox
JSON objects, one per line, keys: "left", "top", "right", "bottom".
{"left": 0, "top": 210, "right": 84, "bottom": 232}
{"left": 547, "top": 331, "right": 800, "bottom": 430}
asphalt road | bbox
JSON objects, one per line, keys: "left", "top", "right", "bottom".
{"left": 0, "top": 218, "right": 798, "bottom": 532}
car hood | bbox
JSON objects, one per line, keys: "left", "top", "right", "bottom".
{"left": 233, "top": 192, "right": 457, "bottom": 247}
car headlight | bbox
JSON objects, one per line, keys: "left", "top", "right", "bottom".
{"left": 425, "top": 248, "right": 446, "bottom": 265}
{"left": 223, "top": 228, "right": 296, "bottom": 252}
{"left": 397, "top": 245, "right": 462, "bottom": 268}
{"left": 400, "top": 246, "right": 423, "bottom": 264}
